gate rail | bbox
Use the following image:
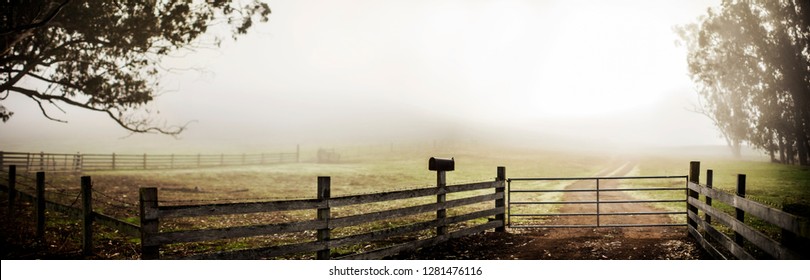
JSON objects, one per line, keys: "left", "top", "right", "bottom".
{"left": 507, "top": 175, "right": 689, "bottom": 228}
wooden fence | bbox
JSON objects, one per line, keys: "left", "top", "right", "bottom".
{"left": 686, "top": 161, "right": 810, "bottom": 259}
{"left": 141, "top": 167, "right": 507, "bottom": 259}
{"left": 1, "top": 166, "right": 142, "bottom": 256}
{"left": 2, "top": 164, "right": 506, "bottom": 259}
{"left": 0, "top": 148, "right": 300, "bottom": 172}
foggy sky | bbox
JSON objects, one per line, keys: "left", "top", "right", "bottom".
{"left": 0, "top": 0, "right": 727, "bottom": 154}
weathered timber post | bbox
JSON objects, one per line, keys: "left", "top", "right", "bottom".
{"left": 687, "top": 161, "right": 700, "bottom": 229}
{"left": 112, "top": 153, "right": 116, "bottom": 170}
{"left": 705, "top": 169, "right": 713, "bottom": 224}
{"left": 781, "top": 204, "right": 805, "bottom": 254}
{"left": 36, "top": 172, "right": 46, "bottom": 241}
{"left": 7, "top": 165, "right": 16, "bottom": 217}
{"left": 296, "top": 145, "right": 300, "bottom": 163}
{"left": 495, "top": 166, "right": 506, "bottom": 232}
{"left": 429, "top": 157, "right": 454, "bottom": 236}
{"left": 81, "top": 176, "right": 93, "bottom": 256}
{"left": 0, "top": 151, "right": 4, "bottom": 170}
{"left": 170, "top": 154, "right": 175, "bottom": 169}
{"left": 74, "top": 152, "right": 82, "bottom": 172}
{"left": 39, "top": 151, "right": 44, "bottom": 172}
{"left": 139, "top": 187, "right": 159, "bottom": 259}
{"left": 735, "top": 174, "right": 746, "bottom": 246}
{"left": 317, "top": 176, "right": 331, "bottom": 260}
{"left": 436, "top": 170, "right": 447, "bottom": 236}
{"left": 143, "top": 153, "right": 147, "bottom": 170}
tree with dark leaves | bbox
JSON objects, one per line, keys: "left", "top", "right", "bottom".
{"left": 1, "top": 0, "right": 270, "bottom": 135}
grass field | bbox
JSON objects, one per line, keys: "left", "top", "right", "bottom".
{"left": 4, "top": 145, "right": 809, "bottom": 259}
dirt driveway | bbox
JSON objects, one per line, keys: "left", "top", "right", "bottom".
{"left": 398, "top": 162, "right": 709, "bottom": 260}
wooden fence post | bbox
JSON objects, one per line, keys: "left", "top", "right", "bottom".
{"left": 317, "top": 176, "right": 331, "bottom": 260}
{"left": 687, "top": 161, "right": 700, "bottom": 229}
{"left": 139, "top": 187, "right": 160, "bottom": 259}
{"left": 36, "top": 172, "right": 46, "bottom": 242}
{"left": 143, "top": 153, "right": 147, "bottom": 170}
{"left": 0, "top": 151, "right": 4, "bottom": 169}
{"left": 780, "top": 204, "right": 804, "bottom": 255}
{"left": 495, "top": 166, "right": 506, "bottom": 232}
{"left": 74, "top": 152, "right": 82, "bottom": 172}
{"left": 705, "top": 169, "right": 713, "bottom": 224}
{"left": 7, "top": 165, "right": 16, "bottom": 217}
{"left": 170, "top": 154, "right": 174, "bottom": 169}
{"left": 436, "top": 170, "right": 447, "bottom": 236}
{"left": 112, "top": 153, "right": 116, "bottom": 170}
{"left": 81, "top": 176, "right": 93, "bottom": 256}
{"left": 39, "top": 151, "right": 44, "bottom": 171}
{"left": 735, "top": 174, "right": 746, "bottom": 246}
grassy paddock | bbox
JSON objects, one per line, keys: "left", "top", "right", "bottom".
{"left": 7, "top": 145, "right": 809, "bottom": 258}
{"left": 628, "top": 156, "right": 810, "bottom": 257}
{"left": 634, "top": 156, "right": 810, "bottom": 210}
{"left": 14, "top": 146, "right": 607, "bottom": 258}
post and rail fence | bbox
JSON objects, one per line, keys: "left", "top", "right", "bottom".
{"left": 1, "top": 163, "right": 506, "bottom": 259}
{"left": 1, "top": 165, "right": 142, "bottom": 257}
{"left": 686, "top": 161, "right": 810, "bottom": 259}
{"left": 0, "top": 148, "right": 300, "bottom": 173}
{"left": 3, "top": 160, "right": 808, "bottom": 259}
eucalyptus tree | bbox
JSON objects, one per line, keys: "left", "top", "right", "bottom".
{"left": 1, "top": 0, "right": 270, "bottom": 135}
{"left": 679, "top": 0, "right": 809, "bottom": 165}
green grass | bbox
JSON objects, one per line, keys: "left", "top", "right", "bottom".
{"left": 635, "top": 156, "right": 810, "bottom": 210}
{"left": 32, "top": 146, "right": 608, "bottom": 258}
{"left": 630, "top": 156, "right": 810, "bottom": 258}
{"left": 19, "top": 145, "right": 810, "bottom": 258}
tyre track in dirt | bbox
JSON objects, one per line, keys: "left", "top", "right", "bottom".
{"left": 537, "top": 161, "right": 676, "bottom": 237}
{"left": 400, "top": 161, "right": 708, "bottom": 260}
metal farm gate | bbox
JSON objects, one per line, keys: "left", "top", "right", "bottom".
{"left": 507, "top": 175, "right": 689, "bottom": 228}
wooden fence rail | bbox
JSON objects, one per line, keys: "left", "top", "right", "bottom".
{"left": 2, "top": 164, "right": 506, "bottom": 260}
{"left": 140, "top": 166, "right": 507, "bottom": 260}
{"left": 0, "top": 148, "right": 300, "bottom": 172}
{"left": 686, "top": 161, "right": 810, "bottom": 260}
{"left": 0, "top": 166, "right": 142, "bottom": 256}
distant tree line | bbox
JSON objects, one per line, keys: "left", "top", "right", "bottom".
{"left": 678, "top": 0, "right": 810, "bottom": 165}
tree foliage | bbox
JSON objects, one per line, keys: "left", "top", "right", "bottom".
{"left": 678, "top": 0, "right": 810, "bottom": 165}
{"left": 1, "top": 0, "right": 270, "bottom": 135}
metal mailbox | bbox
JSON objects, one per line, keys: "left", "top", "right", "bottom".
{"left": 428, "top": 157, "right": 454, "bottom": 171}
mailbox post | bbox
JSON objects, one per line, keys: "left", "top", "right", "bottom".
{"left": 429, "top": 157, "right": 454, "bottom": 236}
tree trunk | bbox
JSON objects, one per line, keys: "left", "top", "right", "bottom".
{"left": 731, "top": 141, "right": 742, "bottom": 159}
{"left": 797, "top": 131, "right": 809, "bottom": 166}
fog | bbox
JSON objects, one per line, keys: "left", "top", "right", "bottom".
{"left": 1, "top": 0, "right": 733, "bottom": 156}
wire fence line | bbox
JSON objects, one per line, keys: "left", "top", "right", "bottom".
{"left": 0, "top": 148, "right": 301, "bottom": 173}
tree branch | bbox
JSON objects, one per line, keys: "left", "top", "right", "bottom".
{"left": 30, "top": 95, "right": 68, "bottom": 123}
{"left": 9, "top": 86, "right": 187, "bottom": 136}
{"left": 0, "top": 0, "right": 72, "bottom": 36}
